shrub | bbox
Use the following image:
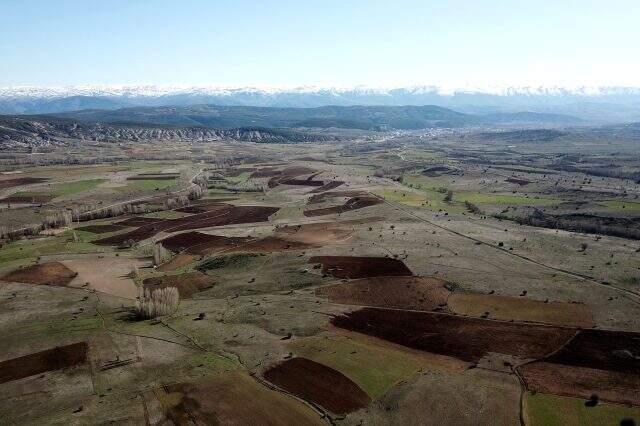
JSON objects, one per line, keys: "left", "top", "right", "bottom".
{"left": 135, "top": 286, "right": 179, "bottom": 319}
{"left": 465, "top": 201, "right": 482, "bottom": 214}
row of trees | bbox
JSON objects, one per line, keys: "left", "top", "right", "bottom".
{"left": 1, "top": 180, "right": 205, "bottom": 241}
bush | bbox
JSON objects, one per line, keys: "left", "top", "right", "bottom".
{"left": 135, "top": 287, "right": 179, "bottom": 319}
{"left": 465, "top": 201, "right": 482, "bottom": 214}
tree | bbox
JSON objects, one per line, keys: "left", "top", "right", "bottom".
{"left": 135, "top": 286, "right": 179, "bottom": 319}
{"left": 443, "top": 190, "right": 453, "bottom": 203}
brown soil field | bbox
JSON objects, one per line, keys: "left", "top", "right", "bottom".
{"left": 267, "top": 166, "right": 317, "bottom": 187}
{"left": 239, "top": 236, "right": 314, "bottom": 252}
{"left": 331, "top": 309, "right": 575, "bottom": 363}
{"left": 63, "top": 257, "right": 142, "bottom": 299}
{"left": 159, "top": 372, "right": 324, "bottom": 425}
{"left": 519, "top": 362, "right": 640, "bottom": 406}
{"left": 309, "top": 256, "right": 413, "bottom": 279}
{"left": 143, "top": 271, "right": 215, "bottom": 297}
{"left": 0, "top": 342, "right": 88, "bottom": 384}
{"left": 1, "top": 262, "right": 76, "bottom": 286}
{"left": 275, "top": 221, "right": 353, "bottom": 245}
{"left": 506, "top": 177, "right": 531, "bottom": 186}
{"left": 160, "top": 231, "right": 250, "bottom": 254}
{"left": 544, "top": 329, "right": 640, "bottom": 374}
{"left": 157, "top": 253, "right": 199, "bottom": 272}
{"left": 308, "top": 190, "right": 366, "bottom": 204}
{"left": 117, "top": 217, "right": 164, "bottom": 226}
{"left": 280, "top": 178, "right": 325, "bottom": 186}
{"left": 309, "top": 180, "right": 345, "bottom": 193}
{"left": 76, "top": 224, "right": 129, "bottom": 234}
{"left": 317, "top": 276, "right": 450, "bottom": 311}
{"left": 175, "top": 201, "right": 232, "bottom": 213}
{"left": 263, "top": 357, "right": 371, "bottom": 414}
{"left": 0, "top": 177, "right": 48, "bottom": 189}
{"left": 0, "top": 194, "right": 53, "bottom": 204}
{"left": 304, "top": 196, "right": 382, "bottom": 217}
{"left": 448, "top": 293, "right": 594, "bottom": 328}
{"left": 96, "top": 204, "right": 279, "bottom": 245}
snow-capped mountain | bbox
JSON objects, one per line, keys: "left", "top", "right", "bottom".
{"left": 1, "top": 85, "right": 640, "bottom": 122}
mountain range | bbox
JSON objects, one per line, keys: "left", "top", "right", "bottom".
{"left": 2, "top": 86, "right": 640, "bottom": 122}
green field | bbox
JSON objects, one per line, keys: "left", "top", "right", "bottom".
{"left": 525, "top": 392, "right": 640, "bottom": 426}
{"left": 0, "top": 229, "right": 109, "bottom": 269}
{"left": 598, "top": 200, "right": 640, "bottom": 212}
{"left": 376, "top": 187, "right": 467, "bottom": 213}
{"left": 13, "top": 179, "right": 106, "bottom": 199}
{"left": 288, "top": 334, "right": 437, "bottom": 399}
{"left": 118, "top": 178, "right": 178, "bottom": 192}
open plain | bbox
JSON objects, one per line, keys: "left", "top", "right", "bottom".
{"left": 1, "top": 126, "right": 639, "bottom": 425}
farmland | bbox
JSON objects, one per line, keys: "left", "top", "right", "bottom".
{"left": 0, "top": 131, "right": 639, "bottom": 425}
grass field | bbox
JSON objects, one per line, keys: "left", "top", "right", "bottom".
{"left": 598, "top": 200, "right": 640, "bottom": 212}
{"left": 375, "top": 188, "right": 467, "bottom": 213}
{"left": 0, "top": 230, "right": 108, "bottom": 267}
{"left": 118, "top": 178, "right": 178, "bottom": 192}
{"left": 287, "top": 333, "right": 459, "bottom": 399}
{"left": 525, "top": 392, "right": 640, "bottom": 426}
{"left": 13, "top": 179, "right": 106, "bottom": 199}
{"left": 456, "top": 191, "right": 559, "bottom": 206}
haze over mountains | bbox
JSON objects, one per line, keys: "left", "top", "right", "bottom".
{"left": 2, "top": 85, "right": 640, "bottom": 122}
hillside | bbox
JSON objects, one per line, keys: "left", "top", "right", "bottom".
{"left": 0, "top": 115, "right": 334, "bottom": 148}
{"left": 52, "top": 104, "right": 581, "bottom": 130}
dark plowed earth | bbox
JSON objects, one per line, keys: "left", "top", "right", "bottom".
{"left": 543, "top": 329, "right": 640, "bottom": 374}
{"left": 267, "top": 166, "right": 317, "bottom": 187}
{"left": 95, "top": 204, "right": 278, "bottom": 245}
{"left": 76, "top": 224, "right": 128, "bottom": 234}
{"left": 280, "top": 179, "right": 325, "bottom": 186}
{"left": 308, "top": 190, "right": 366, "bottom": 204}
{"left": 506, "top": 177, "right": 530, "bottom": 186}
{"left": 160, "top": 231, "right": 251, "bottom": 254}
{"left": 304, "top": 196, "right": 382, "bottom": 217}
{"left": 263, "top": 357, "right": 371, "bottom": 414}
{"left": 520, "top": 362, "right": 640, "bottom": 406}
{"left": 317, "top": 276, "right": 450, "bottom": 311}
{"left": 331, "top": 308, "right": 575, "bottom": 363}
{"left": 142, "top": 271, "right": 216, "bottom": 297}
{"left": 117, "top": 217, "right": 165, "bottom": 226}
{"left": 0, "top": 177, "right": 48, "bottom": 189}
{"left": 239, "top": 236, "right": 314, "bottom": 252}
{"left": 0, "top": 194, "right": 53, "bottom": 204}
{"left": 309, "top": 256, "right": 413, "bottom": 278}
{"left": 0, "top": 342, "right": 88, "bottom": 384}
{"left": 309, "top": 180, "right": 344, "bottom": 193}
{"left": 1, "top": 262, "right": 76, "bottom": 286}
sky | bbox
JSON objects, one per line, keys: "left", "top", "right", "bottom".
{"left": 2, "top": 0, "right": 640, "bottom": 89}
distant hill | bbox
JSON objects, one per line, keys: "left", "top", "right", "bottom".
{"left": 51, "top": 104, "right": 582, "bottom": 130}
{"left": 0, "top": 115, "right": 335, "bottom": 148}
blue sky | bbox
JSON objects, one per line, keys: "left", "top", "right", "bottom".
{"left": 2, "top": 0, "right": 639, "bottom": 88}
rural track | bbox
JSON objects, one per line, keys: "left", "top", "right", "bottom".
{"left": 369, "top": 191, "right": 640, "bottom": 305}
